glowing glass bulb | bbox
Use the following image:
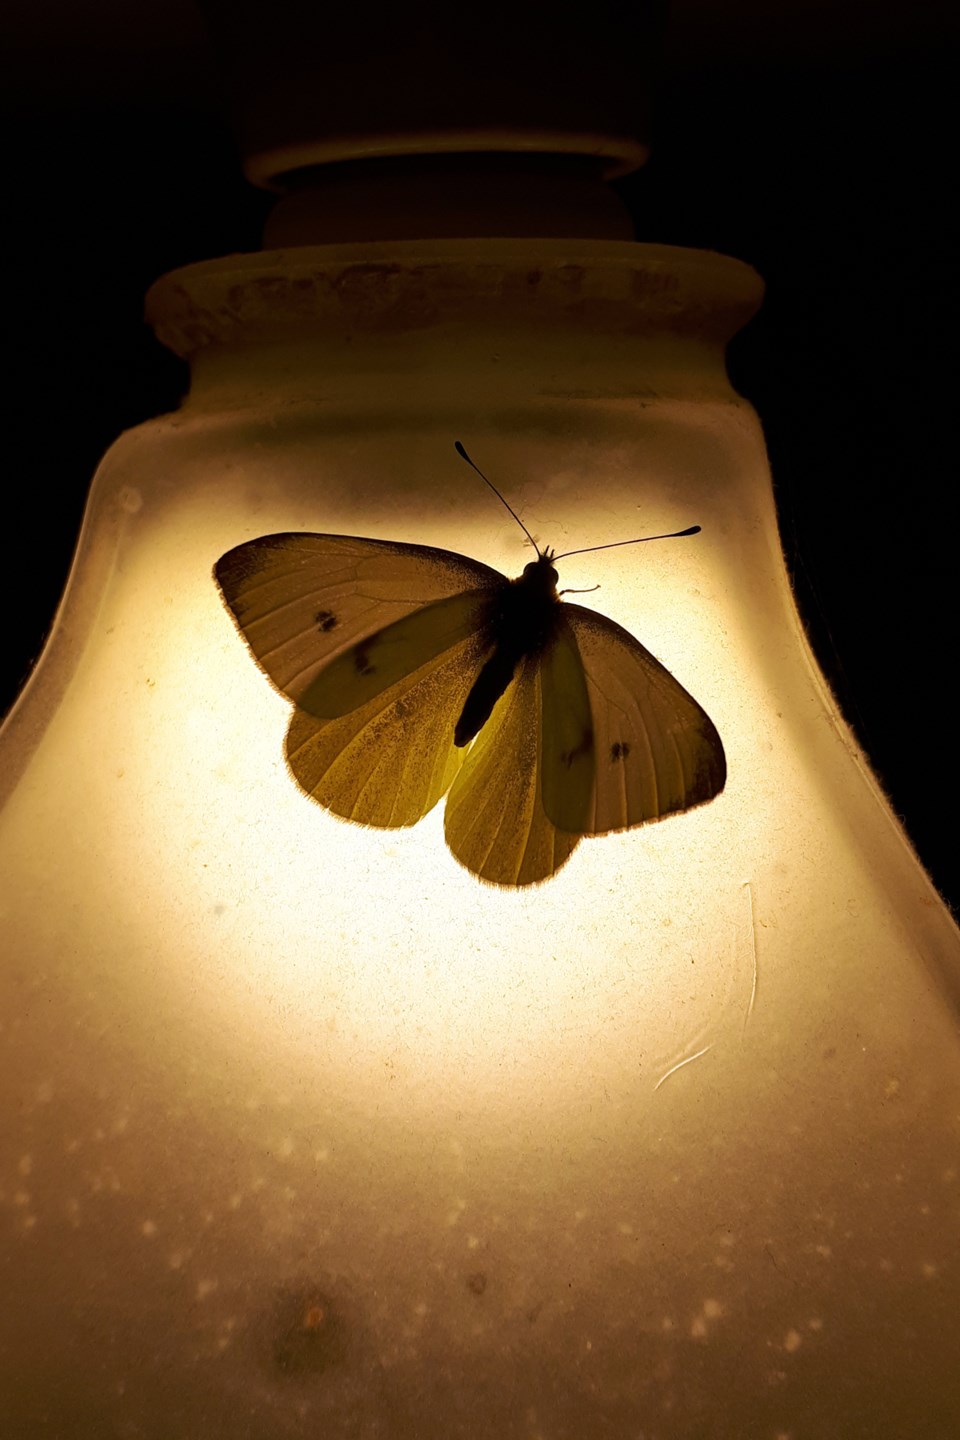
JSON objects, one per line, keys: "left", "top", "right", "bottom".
{"left": 1, "top": 240, "right": 957, "bottom": 1435}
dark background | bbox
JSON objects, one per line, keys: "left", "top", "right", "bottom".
{"left": 1, "top": 2, "right": 956, "bottom": 909}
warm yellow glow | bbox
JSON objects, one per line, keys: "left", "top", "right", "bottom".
{"left": 4, "top": 417, "right": 813, "bottom": 1118}
{"left": 2, "top": 243, "right": 958, "bottom": 1435}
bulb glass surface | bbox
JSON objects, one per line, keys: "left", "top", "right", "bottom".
{"left": 1, "top": 242, "right": 957, "bottom": 1438}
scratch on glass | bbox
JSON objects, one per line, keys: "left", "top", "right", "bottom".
{"left": 742, "top": 879, "right": 759, "bottom": 1036}
{"left": 654, "top": 1044, "right": 714, "bottom": 1092}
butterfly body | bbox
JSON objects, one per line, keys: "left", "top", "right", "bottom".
{"left": 454, "top": 554, "right": 562, "bottom": 747}
{"left": 215, "top": 521, "right": 725, "bottom": 887}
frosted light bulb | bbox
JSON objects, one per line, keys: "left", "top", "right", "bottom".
{"left": 2, "top": 240, "right": 957, "bottom": 1437}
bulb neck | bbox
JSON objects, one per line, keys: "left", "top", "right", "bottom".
{"left": 263, "top": 154, "right": 635, "bottom": 247}
{"left": 197, "top": 0, "right": 663, "bottom": 195}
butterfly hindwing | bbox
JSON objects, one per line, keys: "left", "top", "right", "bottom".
{"left": 550, "top": 603, "right": 726, "bottom": 834}
{"left": 214, "top": 532, "right": 504, "bottom": 706}
{"left": 444, "top": 655, "right": 581, "bottom": 886}
{"left": 286, "top": 626, "right": 493, "bottom": 828}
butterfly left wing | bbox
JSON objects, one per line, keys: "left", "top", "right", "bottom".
{"left": 286, "top": 623, "right": 493, "bottom": 828}
{"left": 295, "top": 589, "right": 501, "bottom": 720}
{"left": 541, "top": 604, "right": 726, "bottom": 834}
{"left": 215, "top": 532, "right": 504, "bottom": 705}
{"left": 216, "top": 531, "right": 508, "bottom": 829}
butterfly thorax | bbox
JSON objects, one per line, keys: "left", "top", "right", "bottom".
{"left": 521, "top": 553, "right": 559, "bottom": 587}
{"left": 453, "top": 553, "right": 562, "bottom": 748}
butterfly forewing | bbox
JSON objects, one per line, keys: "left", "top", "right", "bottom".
{"left": 298, "top": 590, "right": 498, "bottom": 720}
{"left": 555, "top": 604, "right": 726, "bottom": 833}
{"left": 215, "top": 533, "right": 504, "bottom": 705}
{"left": 539, "top": 617, "right": 597, "bottom": 834}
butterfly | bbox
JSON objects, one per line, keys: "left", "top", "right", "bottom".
{"left": 214, "top": 445, "right": 726, "bottom": 887}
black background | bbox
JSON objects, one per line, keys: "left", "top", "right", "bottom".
{"left": 1, "top": 5, "right": 956, "bottom": 909}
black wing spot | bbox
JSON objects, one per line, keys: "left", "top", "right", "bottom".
{"left": 314, "top": 609, "right": 338, "bottom": 633}
{"left": 353, "top": 648, "right": 375, "bottom": 677}
{"left": 610, "top": 741, "right": 631, "bottom": 762}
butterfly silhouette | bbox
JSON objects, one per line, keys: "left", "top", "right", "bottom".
{"left": 214, "top": 445, "right": 725, "bottom": 887}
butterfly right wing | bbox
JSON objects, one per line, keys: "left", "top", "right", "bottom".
{"left": 214, "top": 532, "right": 505, "bottom": 706}
{"left": 542, "top": 603, "right": 726, "bottom": 834}
{"left": 444, "top": 655, "right": 581, "bottom": 885}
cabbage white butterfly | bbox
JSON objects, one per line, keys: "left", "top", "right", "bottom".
{"left": 214, "top": 446, "right": 725, "bottom": 886}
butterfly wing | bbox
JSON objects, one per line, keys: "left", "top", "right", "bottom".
{"left": 285, "top": 625, "right": 494, "bottom": 828}
{"left": 214, "top": 532, "right": 504, "bottom": 706}
{"left": 294, "top": 588, "right": 503, "bottom": 720}
{"left": 541, "top": 604, "right": 726, "bottom": 834}
{"left": 444, "top": 655, "right": 581, "bottom": 886}
{"left": 216, "top": 532, "right": 509, "bottom": 828}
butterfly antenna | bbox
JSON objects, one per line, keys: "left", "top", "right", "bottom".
{"left": 455, "top": 441, "right": 541, "bottom": 556}
{"left": 553, "top": 525, "right": 701, "bottom": 561}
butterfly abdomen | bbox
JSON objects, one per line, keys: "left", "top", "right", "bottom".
{"left": 454, "top": 647, "right": 517, "bottom": 747}
{"left": 454, "top": 557, "right": 561, "bottom": 748}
